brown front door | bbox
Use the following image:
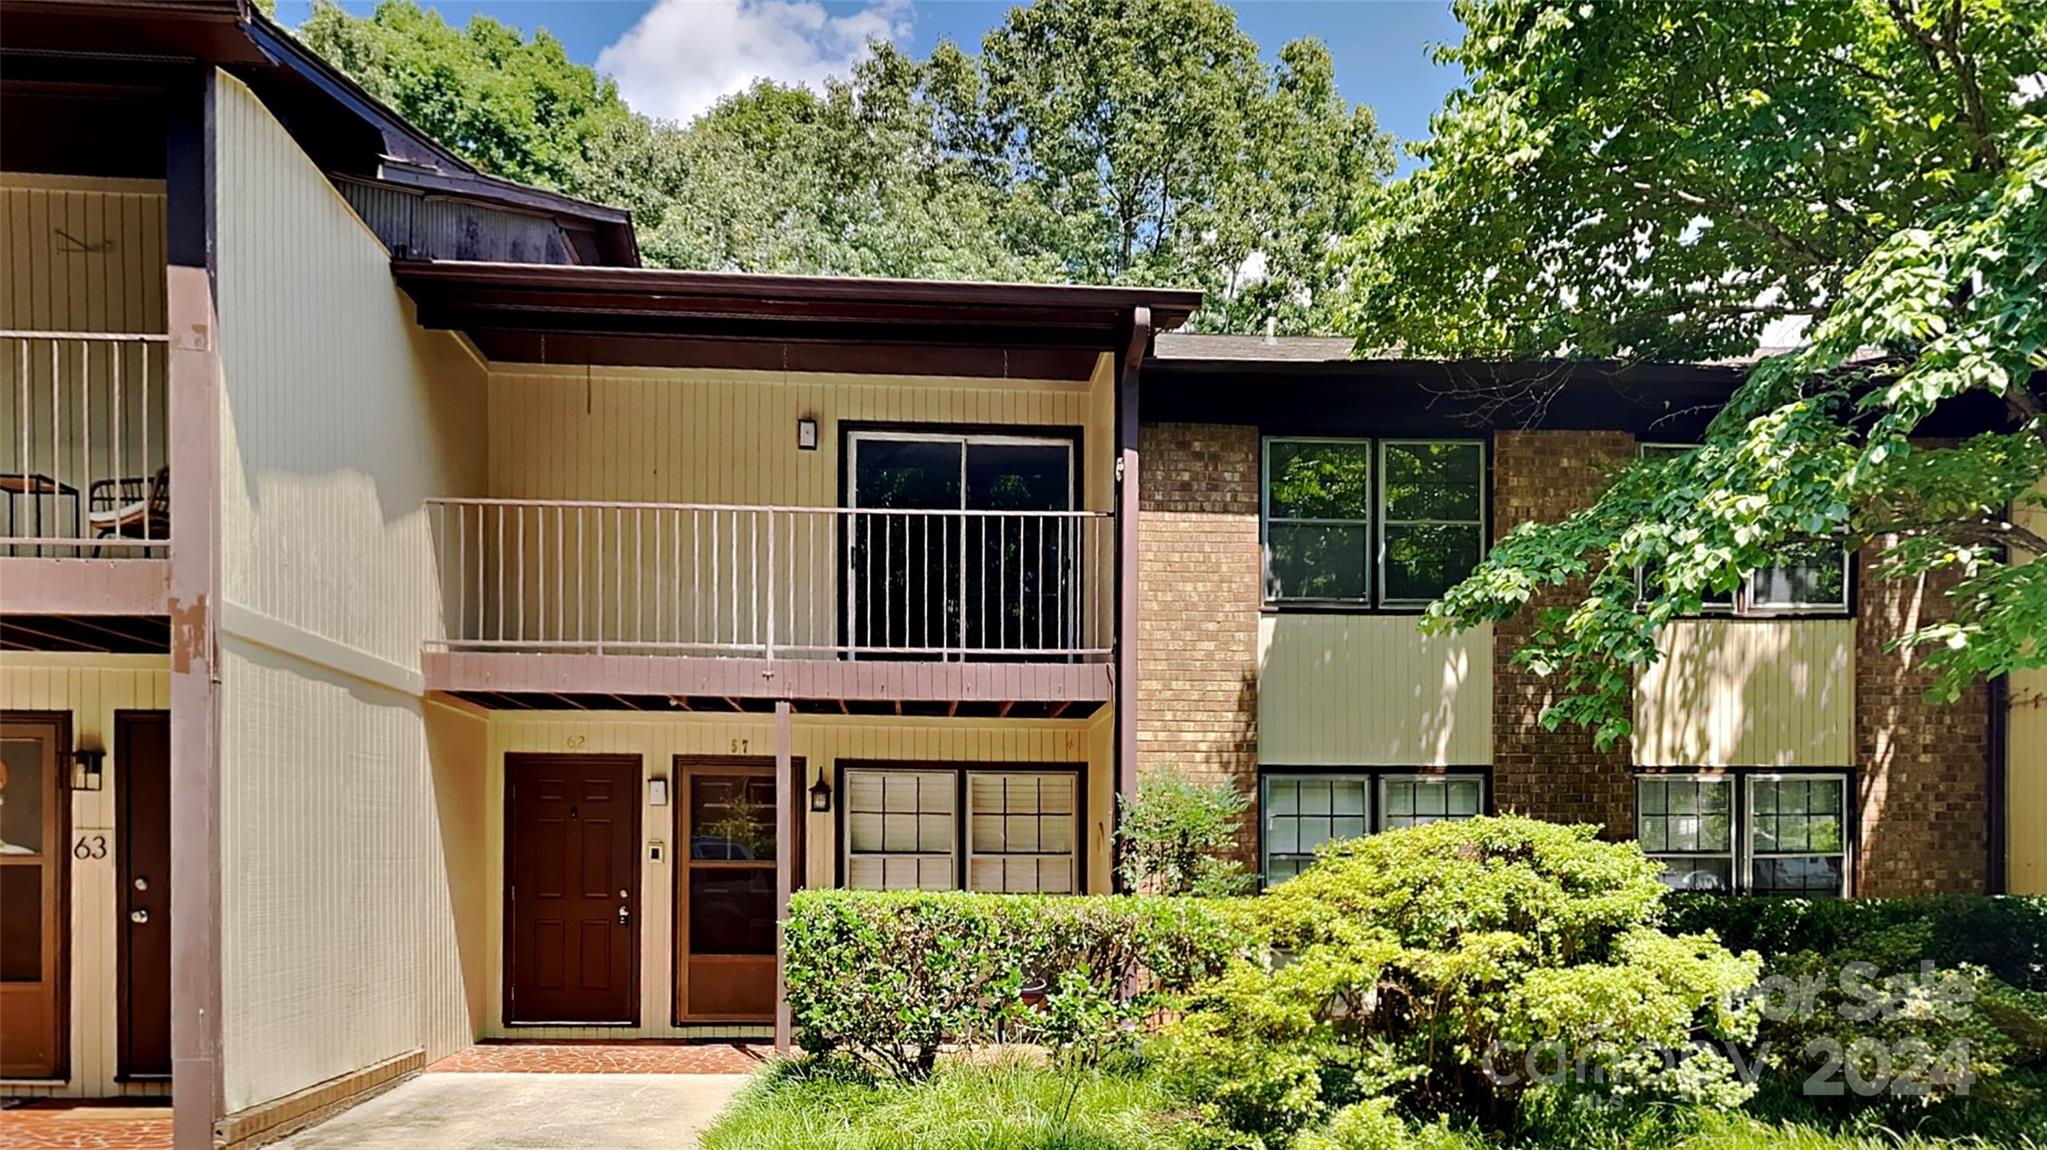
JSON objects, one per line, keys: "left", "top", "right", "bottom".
{"left": 0, "top": 712, "right": 69, "bottom": 1079}
{"left": 505, "top": 755, "right": 640, "bottom": 1025}
{"left": 118, "top": 711, "right": 171, "bottom": 1080}
{"left": 673, "top": 758, "right": 794, "bottom": 1022}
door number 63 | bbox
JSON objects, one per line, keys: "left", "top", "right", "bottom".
{"left": 73, "top": 833, "right": 109, "bottom": 860}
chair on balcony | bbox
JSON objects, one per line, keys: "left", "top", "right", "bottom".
{"left": 87, "top": 466, "right": 169, "bottom": 550}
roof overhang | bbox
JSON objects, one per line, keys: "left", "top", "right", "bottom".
{"left": 393, "top": 260, "right": 1202, "bottom": 379}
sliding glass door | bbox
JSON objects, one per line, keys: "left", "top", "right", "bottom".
{"left": 847, "top": 432, "right": 1075, "bottom": 657}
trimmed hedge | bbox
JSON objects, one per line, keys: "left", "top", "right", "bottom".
{"left": 782, "top": 889, "right": 1239, "bottom": 1077}
{"left": 1665, "top": 894, "right": 2047, "bottom": 990}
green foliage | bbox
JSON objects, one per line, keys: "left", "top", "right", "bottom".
{"left": 699, "top": 1058, "right": 1191, "bottom": 1150}
{"left": 297, "top": 0, "right": 634, "bottom": 194}
{"left": 1115, "top": 767, "right": 1254, "bottom": 897}
{"left": 1156, "top": 816, "right": 1764, "bottom": 1143}
{"left": 290, "top": 0, "right": 1391, "bottom": 333}
{"left": 1665, "top": 896, "right": 2047, "bottom": 991}
{"left": 782, "top": 889, "right": 1238, "bottom": 1079}
{"left": 1361, "top": 0, "right": 2047, "bottom": 748}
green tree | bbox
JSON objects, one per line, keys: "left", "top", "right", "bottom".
{"left": 297, "top": 0, "right": 635, "bottom": 194}
{"left": 1338, "top": 0, "right": 2047, "bottom": 747}
{"left": 1115, "top": 767, "right": 1252, "bottom": 897}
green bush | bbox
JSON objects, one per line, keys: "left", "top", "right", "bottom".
{"left": 1116, "top": 767, "right": 1256, "bottom": 897}
{"left": 783, "top": 889, "right": 1240, "bottom": 1078}
{"left": 1668, "top": 893, "right": 2047, "bottom": 1124}
{"left": 1156, "top": 816, "right": 1763, "bottom": 1142}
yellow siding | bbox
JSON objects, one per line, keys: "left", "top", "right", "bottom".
{"left": 212, "top": 74, "right": 489, "bottom": 1114}
{"left": 2011, "top": 481, "right": 2047, "bottom": 894}
{"left": 480, "top": 710, "right": 1107, "bottom": 1039}
{"left": 1635, "top": 619, "right": 1855, "bottom": 767}
{"left": 1256, "top": 615, "right": 1492, "bottom": 766}
{"left": 0, "top": 175, "right": 165, "bottom": 333}
{"left": 0, "top": 654, "right": 170, "bottom": 1099}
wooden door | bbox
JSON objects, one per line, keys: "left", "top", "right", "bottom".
{"left": 505, "top": 755, "right": 641, "bottom": 1026}
{"left": 0, "top": 712, "right": 69, "bottom": 1079}
{"left": 673, "top": 759, "right": 793, "bottom": 1022}
{"left": 117, "top": 711, "right": 171, "bottom": 1080}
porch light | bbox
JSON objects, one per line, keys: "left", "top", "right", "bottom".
{"left": 797, "top": 417, "right": 819, "bottom": 451}
{"left": 70, "top": 745, "right": 105, "bottom": 792}
{"left": 809, "top": 773, "right": 832, "bottom": 813}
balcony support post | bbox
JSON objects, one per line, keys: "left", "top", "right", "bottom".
{"left": 773, "top": 699, "right": 795, "bottom": 1053}
{"left": 1113, "top": 307, "right": 1149, "bottom": 890}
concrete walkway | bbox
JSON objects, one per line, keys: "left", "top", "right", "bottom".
{"left": 270, "top": 1072, "right": 751, "bottom": 1150}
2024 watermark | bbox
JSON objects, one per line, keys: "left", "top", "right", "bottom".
{"left": 1482, "top": 961, "right": 1982, "bottom": 1098}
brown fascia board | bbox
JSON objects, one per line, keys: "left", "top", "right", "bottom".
{"left": 391, "top": 260, "right": 1202, "bottom": 336}
{"left": 0, "top": 0, "right": 264, "bottom": 63}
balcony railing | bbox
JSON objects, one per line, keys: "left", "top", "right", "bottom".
{"left": 427, "top": 498, "right": 1115, "bottom": 660}
{"left": 2, "top": 331, "right": 171, "bottom": 557}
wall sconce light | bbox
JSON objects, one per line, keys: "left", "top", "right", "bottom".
{"left": 70, "top": 746, "right": 105, "bottom": 792}
{"left": 808, "top": 773, "right": 833, "bottom": 813}
{"left": 648, "top": 777, "right": 669, "bottom": 807}
{"left": 796, "top": 417, "right": 819, "bottom": 451}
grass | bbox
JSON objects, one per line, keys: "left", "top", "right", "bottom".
{"left": 698, "top": 1057, "right": 1187, "bottom": 1150}
{"left": 700, "top": 1060, "right": 2043, "bottom": 1150}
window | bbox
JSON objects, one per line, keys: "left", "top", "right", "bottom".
{"left": 1637, "top": 444, "right": 1850, "bottom": 614}
{"left": 843, "top": 765, "right": 1080, "bottom": 893}
{"left": 1263, "top": 439, "right": 1374, "bottom": 603}
{"left": 1633, "top": 772, "right": 1848, "bottom": 896}
{"left": 967, "top": 773, "right": 1077, "bottom": 893}
{"left": 1380, "top": 441, "right": 1486, "bottom": 605}
{"left": 1260, "top": 770, "right": 1487, "bottom": 883}
{"left": 1262, "top": 437, "right": 1486, "bottom": 608}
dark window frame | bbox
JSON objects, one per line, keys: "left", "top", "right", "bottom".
{"left": 1633, "top": 767, "right": 1854, "bottom": 897}
{"left": 1635, "top": 443, "right": 1855, "bottom": 618}
{"left": 1256, "top": 765, "right": 1492, "bottom": 885}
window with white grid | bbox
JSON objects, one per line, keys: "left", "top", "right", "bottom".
{"left": 1635, "top": 776, "right": 1736, "bottom": 892}
{"left": 1260, "top": 771, "right": 1486, "bottom": 882}
{"left": 1379, "top": 774, "right": 1485, "bottom": 830}
{"left": 1748, "top": 774, "right": 1848, "bottom": 896}
{"left": 844, "top": 769, "right": 956, "bottom": 890}
{"left": 966, "top": 772, "right": 1077, "bottom": 893}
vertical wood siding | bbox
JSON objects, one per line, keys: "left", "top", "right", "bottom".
{"left": 1256, "top": 615, "right": 1492, "bottom": 766}
{"left": 211, "top": 75, "right": 489, "bottom": 1114}
{"left": 1634, "top": 619, "right": 1855, "bottom": 767}
{"left": 0, "top": 655, "right": 169, "bottom": 1099}
{"left": 2010, "top": 482, "right": 2047, "bottom": 893}
{"left": 479, "top": 712, "right": 1106, "bottom": 1039}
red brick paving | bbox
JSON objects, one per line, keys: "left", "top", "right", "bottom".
{"left": 427, "top": 1042, "right": 775, "bottom": 1074}
{"left": 0, "top": 1103, "right": 173, "bottom": 1150}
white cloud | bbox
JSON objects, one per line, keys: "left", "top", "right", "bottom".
{"left": 597, "top": 0, "right": 913, "bottom": 125}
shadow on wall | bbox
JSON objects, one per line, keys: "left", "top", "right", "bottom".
{"left": 1634, "top": 618, "right": 1854, "bottom": 769}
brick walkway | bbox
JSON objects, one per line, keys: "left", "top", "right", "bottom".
{"left": 426, "top": 1042, "right": 775, "bottom": 1074}
{"left": 0, "top": 1102, "right": 173, "bottom": 1150}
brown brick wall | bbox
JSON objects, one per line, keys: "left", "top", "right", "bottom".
{"left": 1853, "top": 547, "right": 1992, "bottom": 895}
{"left": 1489, "top": 430, "right": 1639, "bottom": 838}
{"left": 1136, "top": 422, "right": 1262, "bottom": 859}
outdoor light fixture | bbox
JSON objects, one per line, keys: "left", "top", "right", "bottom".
{"left": 809, "top": 772, "right": 833, "bottom": 813}
{"left": 797, "top": 417, "right": 819, "bottom": 451}
{"left": 70, "top": 745, "right": 105, "bottom": 792}
{"left": 648, "top": 777, "right": 669, "bottom": 807}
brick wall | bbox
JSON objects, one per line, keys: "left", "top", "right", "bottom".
{"left": 1852, "top": 546, "right": 1992, "bottom": 895}
{"left": 1136, "top": 423, "right": 1263, "bottom": 859}
{"left": 1489, "top": 430, "right": 1639, "bottom": 838}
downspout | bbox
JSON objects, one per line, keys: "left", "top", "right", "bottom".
{"left": 1989, "top": 674, "right": 2009, "bottom": 894}
{"left": 1112, "top": 307, "right": 1150, "bottom": 892}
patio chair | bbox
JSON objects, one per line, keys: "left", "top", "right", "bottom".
{"left": 88, "top": 466, "right": 169, "bottom": 550}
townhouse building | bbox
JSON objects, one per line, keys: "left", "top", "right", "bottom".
{"left": 0, "top": 3, "right": 2036, "bottom": 1148}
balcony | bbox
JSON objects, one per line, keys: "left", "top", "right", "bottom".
{"left": 423, "top": 498, "right": 1118, "bottom": 713}
{"left": 0, "top": 332, "right": 171, "bottom": 635}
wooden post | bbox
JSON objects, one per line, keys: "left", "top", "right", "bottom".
{"left": 1113, "top": 308, "right": 1149, "bottom": 891}
{"left": 773, "top": 699, "right": 794, "bottom": 1053}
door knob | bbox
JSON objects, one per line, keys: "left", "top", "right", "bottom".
{"left": 130, "top": 908, "right": 149, "bottom": 924}
{"left": 133, "top": 876, "right": 149, "bottom": 892}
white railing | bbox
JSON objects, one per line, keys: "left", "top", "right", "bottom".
{"left": 2, "top": 332, "right": 171, "bottom": 557}
{"left": 427, "top": 498, "right": 1115, "bottom": 660}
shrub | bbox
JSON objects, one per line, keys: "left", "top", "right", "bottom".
{"left": 783, "top": 889, "right": 1240, "bottom": 1078}
{"left": 1156, "top": 816, "right": 1762, "bottom": 1142}
{"left": 1669, "top": 894, "right": 2047, "bottom": 1122}
{"left": 1116, "top": 767, "right": 1255, "bottom": 897}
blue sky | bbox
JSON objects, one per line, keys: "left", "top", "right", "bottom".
{"left": 274, "top": 1, "right": 1465, "bottom": 170}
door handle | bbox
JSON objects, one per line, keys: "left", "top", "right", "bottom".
{"left": 130, "top": 908, "right": 149, "bottom": 924}
{"left": 617, "top": 905, "right": 630, "bottom": 926}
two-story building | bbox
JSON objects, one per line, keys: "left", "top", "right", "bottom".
{"left": 0, "top": 4, "right": 2036, "bottom": 1149}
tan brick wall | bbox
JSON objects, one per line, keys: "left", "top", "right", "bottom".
{"left": 1137, "top": 422, "right": 1262, "bottom": 859}
{"left": 1489, "top": 430, "right": 1639, "bottom": 838}
{"left": 1852, "top": 547, "right": 1992, "bottom": 895}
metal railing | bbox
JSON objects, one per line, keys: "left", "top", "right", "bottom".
{"left": 2, "top": 331, "right": 171, "bottom": 557}
{"left": 427, "top": 498, "right": 1115, "bottom": 660}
